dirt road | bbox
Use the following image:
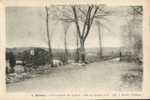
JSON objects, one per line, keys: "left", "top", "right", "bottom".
{"left": 7, "top": 61, "right": 142, "bottom": 92}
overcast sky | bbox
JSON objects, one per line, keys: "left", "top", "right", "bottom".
{"left": 6, "top": 6, "right": 130, "bottom": 49}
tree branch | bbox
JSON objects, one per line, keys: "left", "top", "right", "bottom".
{"left": 78, "top": 7, "right": 87, "bottom": 16}
{"left": 72, "top": 6, "right": 82, "bottom": 39}
{"left": 83, "top": 6, "right": 99, "bottom": 41}
{"left": 59, "top": 18, "right": 75, "bottom": 22}
{"left": 132, "top": 6, "right": 143, "bottom": 15}
{"left": 90, "top": 6, "right": 99, "bottom": 25}
{"left": 81, "top": 6, "right": 93, "bottom": 38}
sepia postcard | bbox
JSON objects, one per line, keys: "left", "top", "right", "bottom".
{"left": 0, "top": 0, "right": 150, "bottom": 99}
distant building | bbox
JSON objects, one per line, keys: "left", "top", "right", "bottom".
{"left": 30, "top": 49, "right": 35, "bottom": 56}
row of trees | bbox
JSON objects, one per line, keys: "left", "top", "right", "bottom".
{"left": 44, "top": 5, "right": 143, "bottom": 66}
{"left": 44, "top": 5, "right": 112, "bottom": 66}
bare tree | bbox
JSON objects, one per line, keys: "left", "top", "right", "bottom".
{"left": 121, "top": 6, "right": 143, "bottom": 57}
{"left": 72, "top": 5, "right": 99, "bottom": 63}
{"left": 95, "top": 21, "right": 103, "bottom": 59}
{"left": 54, "top": 5, "right": 112, "bottom": 63}
{"left": 45, "top": 7, "right": 53, "bottom": 67}
{"left": 130, "top": 6, "right": 143, "bottom": 57}
{"left": 62, "top": 21, "right": 71, "bottom": 64}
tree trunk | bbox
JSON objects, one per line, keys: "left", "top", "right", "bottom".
{"left": 97, "top": 23, "right": 103, "bottom": 59}
{"left": 80, "top": 39, "right": 86, "bottom": 63}
{"left": 64, "top": 32, "right": 68, "bottom": 64}
{"left": 75, "top": 28, "right": 80, "bottom": 62}
{"left": 45, "top": 7, "right": 53, "bottom": 67}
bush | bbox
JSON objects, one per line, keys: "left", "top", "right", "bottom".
{"left": 6, "top": 51, "right": 16, "bottom": 73}
{"left": 22, "top": 48, "right": 49, "bottom": 67}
